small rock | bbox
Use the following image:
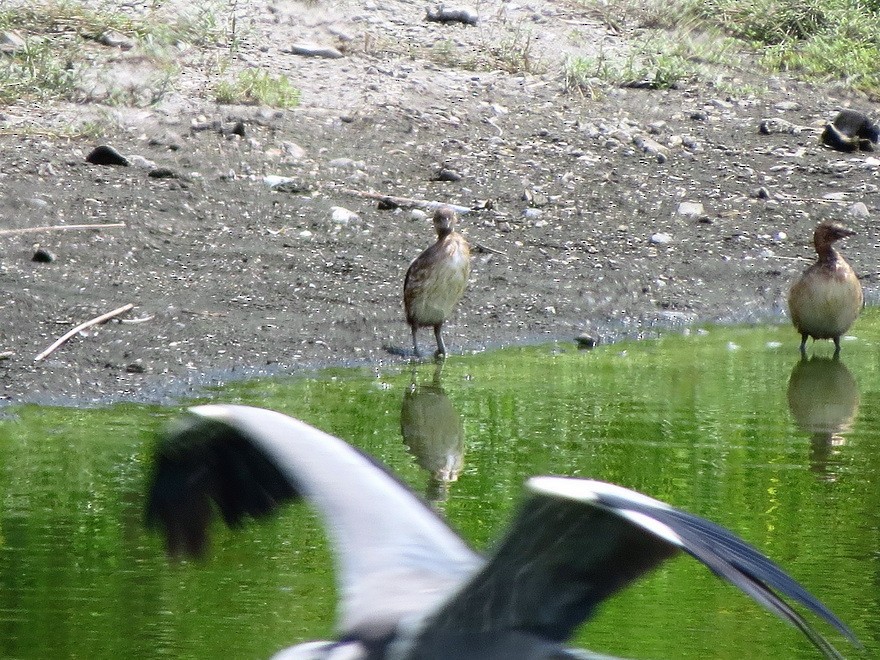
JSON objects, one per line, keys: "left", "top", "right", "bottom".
{"left": 281, "top": 141, "right": 307, "bottom": 160}
{"left": 328, "top": 157, "right": 365, "bottom": 170}
{"left": 262, "top": 175, "right": 313, "bottom": 193}
{"left": 411, "top": 209, "right": 428, "bottom": 221}
{"left": 434, "top": 168, "right": 462, "bottom": 182}
{"left": 290, "top": 43, "right": 344, "bottom": 59}
{"left": 689, "top": 111, "right": 709, "bottom": 121}
{"left": 99, "top": 30, "right": 135, "bottom": 50}
{"left": 774, "top": 101, "right": 801, "bottom": 111}
{"left": 127, "top": 154, "right": 157, "bottom": 170}
{"left": 523, "top": 208, "right": 543, "bottom": 220}
{"left": 848, "top": 202, "right": 870, "bottom": 219}
{"left": 0, "top": 30, "right": 26, "bottom": 54}
{"left": 31, "top": 247, "right": 55, "bottom": 263}
{"left": 650, "top": 232, "right": 673, "bottom": 245}
{"left": 633, "top": 134, "right": 669, "bottom": 163}
{"left": 759, "top": 118, "right": 806, "bottom": 135}
{"left": 425, "top": 5, "right": 479, "bottom": 25}
{"left": 575, "top": 333, "right": 597, "bottom": 350}
{"left": 126, "top": 362, "right": 146, "bottom": 374}
{"left": 676, "top": 201, "right": 704, "bottom": 217}
{"left": 755, "top": 187, "right": 772, "bottom": 199}
{"left": 85, "top": 145, "right": 129, "bottom": 166}
{"left": 331, "top": 206, "right": 359, "bottom": 224}
{"left": 148, "top": 168, "right": 177, "bottom": 179}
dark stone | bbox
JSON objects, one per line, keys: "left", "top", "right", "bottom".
{"left": 425, "top": 6, "right": 478, "bottom": 25}
{"left": 575, "top": 333, "right": 597, "bottom": 349}
{"left": 86, "top": 145, "right": 129, "bottom": 166}
{"left": 31, "top": 247, "right": 55, "bottom": 263}
{"left": 148, "top": 168, "right": 177, "bottom": 179}
{"left": 821, "top": 110, "right": 879, "bottom": 152}
{"left": 434, "top": 168, "right": 462, "bottom": 182}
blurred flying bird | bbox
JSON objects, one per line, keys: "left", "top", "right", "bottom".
{"left": 146, "top": 404, "right": 859, "bottom": 660}
{"left": 788, "top": 221, "right": 863, "bottom": 357}
{"left": 404, "top": 206, "right": 470, "bottom": 358}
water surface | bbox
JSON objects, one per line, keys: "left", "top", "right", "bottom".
{"left": 1, "top": 317, "right": 878, "bottom": 659}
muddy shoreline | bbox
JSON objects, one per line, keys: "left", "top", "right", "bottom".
{"left": 1, "top": 0, "right": 878, "bottom": 407}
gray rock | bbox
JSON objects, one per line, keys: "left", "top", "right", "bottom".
{"left": 290, "top": 43, "right": 344, "bottom": 59}
{"left": 774, "top": 101, "right": 801, "bottom": 111}
{"left": 676, "top": 201, "right": 704, "bottom": 217}
{"left": 848, "top": 201, "right": 870, "bottom": 218}
{"left": 99, "top": 30, "right": 135, "bottom": 50}
{"left": 650, "top": 232, "right": 673, "bottom": 245}
{"left": 0, "top": 30, "right": 25, "bottom": 54}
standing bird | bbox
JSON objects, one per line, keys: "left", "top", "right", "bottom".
{"left": 404, "top": 206, "right": 470, "bottom": 358}
{"left": 145, "top": 404, "right": 859, "bottom": 660}
{"left": 788, "top": 221, "right": 863, "bottom": 357}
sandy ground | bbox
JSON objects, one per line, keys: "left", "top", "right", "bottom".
{"left": 0, "top": 0, "right": 878, "bottom": 405}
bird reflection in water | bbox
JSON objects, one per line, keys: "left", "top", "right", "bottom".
{"left": 787, "top": 356, "right": 859, "bottom": 480}
{"left": 400, "top": 363, "right": 464, "bottom": 504}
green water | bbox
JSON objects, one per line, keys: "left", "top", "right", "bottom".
{"left": 1, "top": 316, "right": 879, "bottom": 659}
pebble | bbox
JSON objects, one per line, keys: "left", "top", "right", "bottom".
{"left": 848, "top": 202, "right": 870, "bottom": 218}
{"left": 290, "top": 43, "right": 344, "bottom": 59}
{"left": 632, "top": 134, "right": 669, "bottom": 163}
{"left": 99, "top": 30, "right": 135, "bottom": 50}
{"left": 434, "top": 168, "right": 462, "bottom": 182}
{"left": 331, "top": 206, "right": 360, "bottom": 224}
{"left": 650, "top": 232, "right": 673, "bottom": 245}
{"left": 410, "top": 209, "right": 428, "bottom": 221}
{"left": 773, "top": 101, "right": 801, "bottom": 111}
{"left": 676, "top": 201, "right": 704, "bottom": 217}
{"left": 523, "top": 208, "right": 543, "bottom": 220}
{"left": 127, "top": 154, "right": 157, "bottom": 170}
{"left": 0, "top": 30, "right": 25, "bottom": 54}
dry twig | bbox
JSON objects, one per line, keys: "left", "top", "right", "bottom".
{"left": 0, "top": 223, "right": 126, "bottom": 237}
{"left": 337, "top": 188, "right": 474, "bottom": 214}
{"left": 34, "top": 303, "right": 135, "bottom": 362}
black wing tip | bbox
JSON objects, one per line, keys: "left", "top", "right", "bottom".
{"left": 144, "top": 409, "right": 300, "bottom": 559}
{"left": 528, "top": 477, "right": 861, "bottom": 657}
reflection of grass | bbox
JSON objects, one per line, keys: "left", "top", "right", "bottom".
{"left": 214, "top": 68, "right": 301, "bottom": 107}
{"left": 0, "top": 0, "right": 237, "bottom": 106}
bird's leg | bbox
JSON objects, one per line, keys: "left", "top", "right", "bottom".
{"left": 411, "top": 326, "right": 422, "bottom": 359}
{"left": 433, "top": 324, "right": 447, "bottom": 359}
{"left": 799, "top": 333, "right": 808, "bottom": 356}
{"left": 833, "top": 336, "right": 841, "bottom": 358}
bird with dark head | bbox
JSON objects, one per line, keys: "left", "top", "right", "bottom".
{"left": 404, "top": 206, "right": 470, "bottom": 359}
{"left": 788, "top": 221, "right": 863, "bottom": 357}
{"left": 145, "top": 404, "right": 859, "bottom": 660}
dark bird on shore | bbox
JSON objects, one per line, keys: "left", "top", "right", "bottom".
{"left": 788, "top": 221, "right": 863, "bottom": 357}
{"left": 146, "top": 404, "right": 858, "bottom": 660}
{"left": 404, "top": 206, "right": 470, "bottom": 359}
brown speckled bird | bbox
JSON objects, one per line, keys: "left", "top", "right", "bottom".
{"left": 404, "top": 207, "right": 470, "bottom": 358}
{"left": 788, "top": 221, "right": 863, "bottom": 357}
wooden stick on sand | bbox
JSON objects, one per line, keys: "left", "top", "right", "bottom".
{"left": 0, "top": 223, "right": 126, "bottom": 237}
{"left": 35, "top": 303, "right": 135, "bottom": 362}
